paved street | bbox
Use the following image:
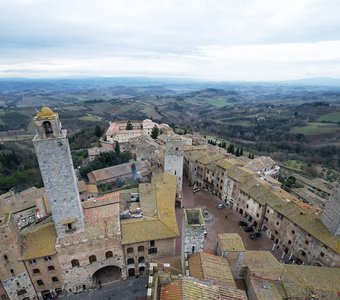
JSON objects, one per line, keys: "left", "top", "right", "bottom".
{"left": 176, "top": 180, "right": 283, "bottom": 260}
{"left": 59, "top": 275, "right": 148, "bottom": 300}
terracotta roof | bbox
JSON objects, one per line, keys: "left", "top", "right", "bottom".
{"left": 121, "top": 173, "right": 179, "bottom": 244}
{"left": 188, "top": 253, "right": 236, "bottom": 287}
{"left": 21, "top": 222, "right": 56, "bottom": 260}
{"left": 227, "top": 166, "right": 255, "bottom": 183}
{"left": 197, "top": 153, "right": 225, "bottom": 166}
{"left": 217, "top": 158, "right": 244, "bottom": 170}
{"left": 88, "top": 160, "right": 147, "bottom": 183}
{"left": 160, "top": 276, "right": 247, "bottom": 300}
{"left": 217, "top": 233, "right": 245, "bottom": 252}
{"left": 243, "top": 251, "right": 284, "bottom": 275}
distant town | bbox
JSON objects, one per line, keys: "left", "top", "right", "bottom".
{"left": 0, "top": 106, "right": 339, "bottom": 300}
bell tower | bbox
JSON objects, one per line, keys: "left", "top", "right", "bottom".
{"left": 32, "top": 107, "right": 84, "bottom": 239}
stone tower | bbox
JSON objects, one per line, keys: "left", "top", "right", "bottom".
{"left": 33, "top": 107, "right": 84, "bottom": 238}
{"left": 164, "top": 137, "right": 184, "bottom": 198}
{"left": 181, "top": 208, "right": 205, "bottom": 272}
{"left": 321, "top": 187, "right": 340, "bottom": 236}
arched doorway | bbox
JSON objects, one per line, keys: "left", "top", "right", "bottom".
{"left": 92, "top": 266, "right": 121, "bottom": 284}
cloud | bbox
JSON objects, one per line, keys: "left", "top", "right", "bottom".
{"left": 0, "top": 0, "right": 340, "bottom": 80}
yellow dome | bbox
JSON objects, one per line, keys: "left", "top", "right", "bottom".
{"left": 36, "top": 106, "right": 56, "bottom": 119}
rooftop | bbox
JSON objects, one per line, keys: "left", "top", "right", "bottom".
{"left": 21, "top": 222, "right": 56, "bottom": 260}
{"left": 188, "top": 252, "right": 236, "bottom": 287}
{"left": 121, "top": 173, "right": 179, "bottom": 245}
{"left": 217, "top": 233, "right": 245, "bottom": 252}
{"left": 227, "top": 166, "right": 255, "bottom": 184}
{"left": 184, "top": 208, "right": 205, "bottom": 226}
{"left": 34, "top": 106, "right": 56, "bottom": 119}
{"left": 216, "top": 158, "right": 243, "bottom": 170}
{"left": 243, "top": 251, "right": 284, "bottom": 276}
{"left": 0, "top": 212, "right": 11, "bottom": 227}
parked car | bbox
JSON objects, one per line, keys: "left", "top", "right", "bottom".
{"left": 204, "top": 230, "right": 207, "bottom": 237}
{"left": 249, "top": 232, "right": 262, "bottom": 240}
{"left": 238, "top": 221, "right": 248, "bottom": 227}
{"left": 243, "top": 226, "right": 254, "bottom": 232}
{"left": 217, "top": 203, "right": 226, "bottom": 209}
{"left": 193, "top": 188, "right": 201, "bottom": 193}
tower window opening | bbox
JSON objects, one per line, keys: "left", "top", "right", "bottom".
{"left": 43, "top": 121, "right": 53, "bottom": 135}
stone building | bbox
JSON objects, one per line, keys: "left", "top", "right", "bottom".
{"left": 164, "top": 137, "right": 185, "bottom": 198}
{"left": 32, "top": 107, "right": 84, "bottom": 239}
{"left": 0, "top": 213, "right": 36, "bottom": 300}
{"left": 120, "top": 173, "right": 179, "bottom": 278}
{"left": 181, "top": 208, "right": 205, "bottom": 271}
{"left": 321, "top": 187, "right": 340, "bottom": 236}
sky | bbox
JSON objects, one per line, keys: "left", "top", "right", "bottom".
{"left": 0, "top": 0, "right": 340, "bottom": 81}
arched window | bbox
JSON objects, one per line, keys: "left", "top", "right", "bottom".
{"left": 43, "top": 121, "right": 53, "bottom": 135}
{"left": 127, "top": 258, "right": 134, "bottom": 265}
{"left": 126, "top": 247, "right": 133, "bottom": 254}
{"left": 48, "top": 265, "right": 55, "bottom": 271}
{"left": 137, "top": 246, "right": 144, "bottom": 252}
{"left": 105, "top": 251, "right": 113, "bottom": 259}
{"left": 71, "top": 259, "right": 79, "bottom": 268}
{"left": 89, "top": 255, "right": 97, "bottom": 264}
{"left": 138, "top": 257, "right": 145, "bottom": 263}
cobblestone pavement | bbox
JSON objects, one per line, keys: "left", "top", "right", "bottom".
{"left": 177, "top": 179, "right": 284, "bottom": 260}
{"left": 58, "top": 275, "right": 148, "bottom": 300}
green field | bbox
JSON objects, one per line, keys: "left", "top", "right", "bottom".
{"left": 283, "top": 160, "right": 304, "bottom": 170}
{"left": 291, "top": 123, "right": 338, "bottom": 135}
{"left": 207, "top": 98, "right": 229, "bottom": 107}
{"left": 317, "top": 111, "right": 340, "bottom": 123}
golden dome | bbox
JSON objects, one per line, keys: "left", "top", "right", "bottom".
{"left": 35, "top": 106, "right": 56, "bottom": 119}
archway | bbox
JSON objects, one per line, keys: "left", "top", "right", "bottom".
{"left": 128, "top": 268, "right": 135, "bottom": 277}
{"left": 92, "top": 266, "right": 121, "bottom": 284}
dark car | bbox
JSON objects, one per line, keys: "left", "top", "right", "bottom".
{"left": 243, "top": 226, "right": 254, "bottom": 232}
{"left": 238, "top": 221, "right": 248, "bottom": 227}
{"left": 217, "top": 203, "right": 226, "bottom": 209}
{"left": 249, "top": 232, "right": 262, "bottom": 240}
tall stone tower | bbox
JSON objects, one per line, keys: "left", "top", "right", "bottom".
{"left": 321, "top": 187, "right": 340, "bottom": 236}
{"left": 164, "top": 137, "right": 184, "bottom": 198}
{"left": 33, "top": 107, "right": 84, "bottom": 238}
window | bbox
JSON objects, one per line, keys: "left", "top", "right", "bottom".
{"left": 4, "top": 255, "right": 8, "bottom": 262}
{"left": 71, "top": 259, "right": 79, "bottom": 268}
{"left": 105, "top": 251, "right": 113, "bottom": 259}
{"left": 37, "top": 280, "right": 44, "bottom": 286}
{"left": 288, "top": 240, "right": 292, "bottom": 245}
{"left": 10, "top": 269, "right": 15, "bottom": 276}
{"left": 32, "top": 269, "right": 40, "bottom": 274}
{"left": 48, "top": 266, "right": 55, "bottom": 271}
{"left": 320, "top": 252, "right": 325, "bottom": 257}
{"left": 138, "top": 257, "right": 145, "bottom": 263}
{"left": 29, "top": 259, "right": 36, "bottom": 264}
{"left": 127, "top": 247, "right": 134, "bottom": 254}
{"left": 150, "top": 240, "right": 155, "bottom": 247}
{"left": 301, "top": 251, "right": 306, "bottom": 257}
{"left": 127, "top": 258, "right": 134, "bottom": 265}
{"left": 44, "top": 256, "right": 52, "bottom": 261}
{"left": 305, "top": 240, "right": 309, "bottom": 245}
{"left": 246, "top": 205, "right": 249, "bottom": 208}
{"left": 148, "top": 248, "right": 157, "bottom": 254}
{"left": 51, "top": 277, "right": 59, "bottom": 282}
{"left": 291, "top": 230, "right": 295, "bottom": 234}
{"left": 256, "top": 213, "right": 259, "bottom": 217}
{"left": 89, "top": 255, "right": 97, "bottom": 264}
{"left": 276, "top": 222, "right": 279, "bottom": 226}
{"left": 275, "top": 231, "right": 278, "bottom": 235}
{"left": 138, "top": 246, "right": 144, "bottom": 252}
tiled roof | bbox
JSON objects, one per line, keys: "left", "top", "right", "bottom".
{"left": 243, "top": 251, "right": 284, "bottom": 274}
{"left": 160, "top": 276, "right": 247, "bottom": 300}
{"left": 121, "top": 173, "right": 179, "bottom": 244}
{"left": 216, "top": 158, "right": 243, "bottom": 170}
{"left": 217, "top": 233, "right": 245, "bottom": 252}
{"left": 227, "top": 166, "right": 255, "bottom": 183}
{"left": 184, "top": 150, "right": 206, "bottom": 162}
{"left": 197, "top": 153, "right": 225, "bottom": 166}
{"left": 21, "top": 222, "right": 56, "bottom": 260}
{"left": 245, "top": 156, "right": 276, "bottom": 172}
{"left": 188, "top": 253, "right": 236, "bottom": 287}
{"left": 88, "top": 160, "right": 147, "bottom": 182}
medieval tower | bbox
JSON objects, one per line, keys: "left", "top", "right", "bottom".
{"left": 32, "top": 107, "right": 84, "bottom": 238}
{"left": 164, "top": 137, "right": 184, "bottom": 198}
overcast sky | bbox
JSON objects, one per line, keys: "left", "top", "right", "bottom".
{"left": 0, "top": 0, "right": 340, "bottom": 80}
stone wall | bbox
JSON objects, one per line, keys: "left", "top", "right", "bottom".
{"left": 321, "top": 187, "right": 340, "bottom": 236}
{"left": 33, "top": 131, "right": 84, "bottom": 238}
{"left": 2, "top": 272, "right": 36, "bottom": 300}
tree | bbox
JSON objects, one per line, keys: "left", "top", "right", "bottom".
{"left": 227, "top": 144, "right": 234, "bottom": 154}
{"left": 114, "top": 142, "right": 120, "bottom": 156}
{"left": 240, "top": 147, "right": 243, "bottom": 156}
{"left": 126, "top": 120, "right": 133, "bottom": 130}
{"left": 151, "top": 125, "right": 159, "bottom": 139}
{"left": 251, "top": 153, "right": 255, "bottom": 159}
{"left": 94, "top": 125, "right": 102, "bottom": 137}
{"left": 235, "top": 148, "right": 240, "bottom": 157}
